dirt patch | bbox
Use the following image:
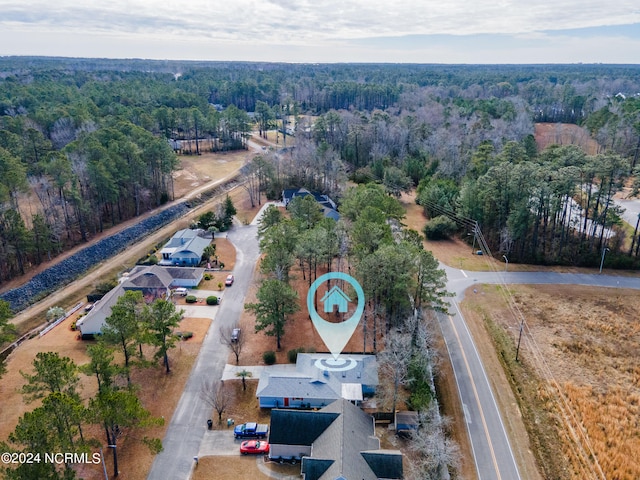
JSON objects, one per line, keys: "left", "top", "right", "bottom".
{"left": 173, "top": 151, "right": 248, "bottom": 198}
{"left": 534, "top": 122, "right": 601, "bottom": 155}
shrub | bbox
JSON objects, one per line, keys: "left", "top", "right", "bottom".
{"left": 203, "top": 273, "right": 212, "bottom": 281}
{"left": 263, "top": 351, "right": 276, "bottom": 365}
{"left": 185, "top": 295, "right": 197, "bottom": 304}
{"left": 177, "top": 331, "right": 193, "bottom": 340}
{"left": 423, "top": 215, "right": 457, "bottom": 240}
{"left": 206, "top": 295, "right": 218, "bottom": 305}
{"left": 217, "top": 282, "right": 223, "bottom": 290}
{"left": 287, "top": 347, "right": 305, "bottom": 363}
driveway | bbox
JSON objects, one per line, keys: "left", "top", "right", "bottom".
{"left": 198, "top": 429, "right": 239, "bottom": 456}
{"left": 147, "top": 221, "right": 261, "bottom": 480}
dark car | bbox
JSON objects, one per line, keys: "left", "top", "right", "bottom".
{"left": 231, "top": 328, "right": 241, "bottom": 342}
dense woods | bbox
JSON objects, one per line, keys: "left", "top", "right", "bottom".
{"left": 1, "top": 58, "right": 640, "bottom": 291}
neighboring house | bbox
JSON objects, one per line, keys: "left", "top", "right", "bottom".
{"left": 76, "top": 265, "right": 204, "bottom": 338}
{"left": 159, "top": 229, "right": 211, "bottom": 266}
{"left": 269, "top": 399, "right": 403, "bottom": 480}
{"left": 320, "top": 286, "right": 351, "bottom": 313}
{"left": 256, "top": 354, "right": 378, "bottom": 408}
{"left": 281, "top": 188, "right": 340, "bottom": 220}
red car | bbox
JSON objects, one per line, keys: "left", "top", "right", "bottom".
{"left": 225, "top": 274, "right": 234, "bottom": 286}
{"left": 240, "top": 440, "right": 269, "bottom": 455}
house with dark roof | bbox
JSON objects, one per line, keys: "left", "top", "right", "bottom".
{"left": 256, "top": 354, "right": 377, "bottom": 408}
{"left": 282, "top": 188, "right": 340, "bottom": 221}
{"left": 268, "top": 399, "right": 403, "bottom": 480}
{"left": 159, "top": 229, "right": 211, "bottom": 266}
{"left": 76, "top": 265, "right": 204, "bottom": 338}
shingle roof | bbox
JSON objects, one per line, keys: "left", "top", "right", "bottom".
{"left": 272, "top": 400, "right": 403, "bottom": 480}
{"left": 164, "top": 267, "right": 205, "bottom": 280}
{"left": 308, "top": 399, "right": 381, "bottom": 480}
{"left": 296, "top": 354, "right": 379, "bottom": 387}
{"left": 256, "top": 371, "right": 342, "bottom": 401}
{"left": 269, "top": 409, "right": 339, "bottom": 445}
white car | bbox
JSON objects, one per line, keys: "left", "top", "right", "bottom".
{"left": 174, "top": 287, "right": 188, "bottom": 296}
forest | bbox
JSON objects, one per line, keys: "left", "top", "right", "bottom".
{"left": 1, "top": 57, "right": 640, "bottom": 289}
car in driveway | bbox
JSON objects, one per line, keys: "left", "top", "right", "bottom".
{"left": 225, "top": 274, "right": 234, "bottom": 286}
{"left": 240, "top": 440, "right": 269, "bottom": 455}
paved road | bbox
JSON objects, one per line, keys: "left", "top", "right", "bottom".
{"left": 147, "top": 221, "right": 260, "bottom": 480}
{"left": 438, "top": 263, "right": 640, "bottom": 480}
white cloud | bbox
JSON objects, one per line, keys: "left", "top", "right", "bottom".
{"left": 0, "top": 0, "right": 639, "bottom": 61}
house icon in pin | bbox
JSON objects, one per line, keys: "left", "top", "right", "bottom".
{"left": 320, "top": 286, "right": 351, "bottom": 313}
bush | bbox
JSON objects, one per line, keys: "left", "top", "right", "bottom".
{"left": 423, "top": 215, "right": 457, "bottom": 240}
{"left": 206, "top": 295, "right": 218, "bottom": 305}
{"left": 177, "top": 331, "right": 193, "bottom": 340}
{"left": 185, "top": 295, "right": 197, "bottom": 304}
{"left": 203, "top": 273, "right": 212, "bottom": 281}
{"left": 287, "top": 347, "right": 305, "bottom": 363}
{"left": 263, "top": 351, "right": 276, "bottom": 365}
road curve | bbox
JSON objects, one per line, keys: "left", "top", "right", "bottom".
{"left": 438, "top": 264, "right": 640, "bottom": 479}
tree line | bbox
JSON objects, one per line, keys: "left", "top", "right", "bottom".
{"left": 2, "top": 58, "right": 640, "bottom": 288}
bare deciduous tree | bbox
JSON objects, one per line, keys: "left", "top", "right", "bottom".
{"left": 219, "top": 325, "right": 245, "bottom": 365}
{"left": 378, "top": 332, "right": 412, "bottom": 415}
{"left": 406, "top": 404, "right": 461, "bottom": 480}
{"left": 200, "top": 380, "right": 231, "bottom": 424}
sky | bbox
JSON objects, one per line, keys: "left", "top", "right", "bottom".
{"left": 1, "top": 0, "right": 639, "bottom": 64}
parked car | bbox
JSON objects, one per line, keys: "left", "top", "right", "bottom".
{"left": 234, "top": 422, "right": 269, "bottom": 439}
{"left": 174, "top": 287, "right": 188, "bottom": 296}
{"left": 240, "top": 440, "right": 269, "bottom": 455}
{"left": 225, "top": 274, "right": 234, "bottom": 286}
{"left": 231, "top": 328, "right": 241, "bottom": 342}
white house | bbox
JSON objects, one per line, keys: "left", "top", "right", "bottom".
{"left": 256, "top": 354, "right": 378, "bottom": 409}
{"left": 159, "top": 229, "right": 211, "bottom": 267}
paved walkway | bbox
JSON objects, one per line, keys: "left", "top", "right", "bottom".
{"left": 221, "top": 363, "right": 297, "bottom": 381}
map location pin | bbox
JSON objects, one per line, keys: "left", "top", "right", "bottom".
{"left": 307, "top": 272, "right": 365, "bottom": 360}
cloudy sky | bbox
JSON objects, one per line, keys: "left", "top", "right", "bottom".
{"left": 1, "top": 0, "right": 639, "bottom": 63}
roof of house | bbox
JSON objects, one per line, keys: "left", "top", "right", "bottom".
{"left": 296, "top": 354, "right": 379, "bottom": 387}
{"left": 122, "top": 265, "right": 174, "bottom": 289}
{"left": 164, "top": 267, "right": 205, "bottom": 280}
{"left": 269, "top": 409, "right": 339, "bottom": 445}
{"left": 270, "top": 399, "right": 403, "bottom": 480}
{"left": 282, "top": 188, "right": 340, "bottom": 220}
{"left": 256, "top": 354, "right": 378, "bottom": 403}
{"left": 256, "top": 370, "right": 343, "bottom": 401}
{"left": 159, "top": 229, "right": 210, "bottom": 263}
{"left": 77, "top": 265, "right": 194, "bottom": 335}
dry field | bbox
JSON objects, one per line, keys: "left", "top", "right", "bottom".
{"left": 173, "top": 151, "right": 247, "bottom": 198}
{"left": 535, "top": 122, "right": 601, "bottom": 155}
{"left": 462, "top": 284, "right": 640, "bottom": 480}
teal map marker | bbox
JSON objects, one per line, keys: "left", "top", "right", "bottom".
{"left": 307, "top": 272, "right": 365, "bottom": 360}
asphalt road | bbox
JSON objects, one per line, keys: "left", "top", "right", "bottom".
{"left": 438, "top": 264, "right": 640, "bottom": 480}
{"left": 147, "top": 221, "right": 260, "bottom": 480}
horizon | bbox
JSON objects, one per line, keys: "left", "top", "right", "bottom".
{"left": 1, "top": 1, "right": 639, "bottom": 64}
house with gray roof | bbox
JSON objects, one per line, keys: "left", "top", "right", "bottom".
{"left": 76, "top": 265, "right": 204, "bottom": 338}
{"left": 159, "top": 228, "right": 211, "bottom": 266}
{"left": 282, "top": 188, "right": 340, "bottom": 221}
{"left": 256, "top": 354, "right": 378, "bottom": 408}
{"left": 269, "top": 399, "right": 403, "bottom": 480}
